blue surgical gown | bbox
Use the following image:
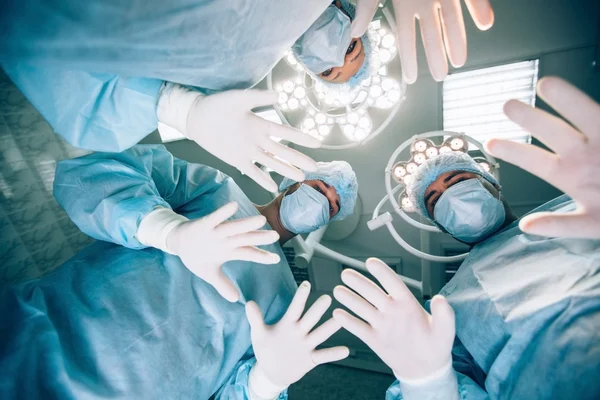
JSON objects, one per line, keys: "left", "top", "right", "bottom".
{"left": 1, "top": 0, "right": 331, "bottom": 152}
{"left": 0, "top": 145, "right": 296, "bottom": 399}
{"left": 386, "top": 195, "right": 600, "bottom": 400}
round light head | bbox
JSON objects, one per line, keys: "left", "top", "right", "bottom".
{"left": 392, "top": 162, "right": 407, "bottom": 183}
{"left": 413, "top": 152, "right": 427, "bottom": 165}
{"left": 425, "top": 147, "right": 439, "bottom": 158}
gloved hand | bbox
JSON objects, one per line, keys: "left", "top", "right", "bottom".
{"left": 333, "top": 258, "right": 455, "bottom": 380}
{"left": 246, "top": 281, "right": 349, "bottom": 397}
{"left": 351, "top": 0, "right": 494, "bottom": 83}
{"left": 166, "top": 202, "right": 281, "bottom": 302}
{"left": 486, "top": 77, "right": 600, "bottom": 239}
{"left": 157, "top": 83, "right": 321, "bottom": 193}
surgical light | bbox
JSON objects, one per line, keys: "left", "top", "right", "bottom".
{"left": 268, "top": 16, "right": 406, "bottom": 149}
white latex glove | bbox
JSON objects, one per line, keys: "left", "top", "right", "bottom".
{"left": 157, "top": 83, "right": 321, "bottom": 193}
{"left": 246, "top": 281, "right": 349, "bottom": 396}
{"left": 485, "top": 77, "right": 600, "bottom": 239}
{"left": 351, "top": 0, "right": 494, "bottom": 83}
{"left": 166, "top": 202, "right": 281, "bottom": 302}
{"left": 333, "top": 258, "right": 455, "bottom": 381}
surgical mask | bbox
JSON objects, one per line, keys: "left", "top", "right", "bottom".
{"left": 434, "top": 179, "right": 506, "bottom": 244}
{"left": 280, "top": 184, "right": 330, "bottom": 234}
{"left": 292, "top": 5, "right": 353, "bottom": 74}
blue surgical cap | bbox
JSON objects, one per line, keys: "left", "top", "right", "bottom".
{"left": 295, "top": 0, "right": 374, "bottom": 91}
{"left": 279, "top": 160, "right": 358, "bottom": 221}
{"left": 407, "top": 152, "right": 500, "bottom": 219}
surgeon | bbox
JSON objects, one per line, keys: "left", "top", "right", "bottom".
{"left": 329, "top": 80, "right": 600, "bottom": 398}
{"left": 0, "top": 144, "right": 358, "bottom": 399}
{"left": 293, "top": 0, "right": 371, "bottom": 87}
{"left": 406, "top": 151, "right": 518, "bottom": 245}
{"left": 53, "top": 145, "right": 358, "bottom": 302}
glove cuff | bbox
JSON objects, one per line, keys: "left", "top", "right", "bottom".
{"left": 136, "top": 207, "right": 188, "bottom": 254}
{"left": 156, "top": 82, "right": 203, "bottom": 135}
{"left": 248, "top": 362, "right": 288, "bottom": 400}
{"left": 395, "top": 361, "right": 459, "bottom": 400}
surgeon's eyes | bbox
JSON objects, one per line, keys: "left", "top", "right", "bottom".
{"left": 346, "top": 40, "right": 357, "bottom": 55}
{"left": 322, "top": 68, "right": 333, "bottom": 77}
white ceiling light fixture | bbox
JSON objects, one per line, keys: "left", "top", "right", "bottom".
{"left": 267, "top": 7, "right": 406, "bottom": 150}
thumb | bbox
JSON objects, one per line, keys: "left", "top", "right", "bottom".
{"left": 430, "top": 295, "right": 455, "bottom": 342}
{"left": 351, "top": 0, "right": 379, "bottom": 37}
{"left": 245, "top": 301, "right": 266, "bottom": 332}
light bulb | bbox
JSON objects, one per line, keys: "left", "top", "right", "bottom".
{"left": 308, "top": 108, "right": 316, "bottom": 116}
{"left": 370, "top": 85, "right": 383, "bottom": 98}
{"left": 359, "top": 116, "right": 371, "bottom": 130}
{"left": 375, "top": 97, "right": 391, "bottom": 109}
{"left": 426, "top": 147, "right": 439, "bottom": 158}
{"left": 354, "top": 128, "right": 368, "bottom": 140}
{"left": 450, "top": 137, "right": 465, "bottom": 150}
{"left": 379, "top": 49, "right": 391, "bottom": 63}
{"left": 343, "top": 125, "right": 355, "bottom": 136}
{"left": 378, "top": 28, "right": 386, "bottom": 36}
{"left": 278, "top": 92, "right": 288, "bottom": 104}
{"left": 283, "top": 81, "right": 294, "bottom": 93}
{"left": 315, "top": 113, "right": 327, "bottom": 124}
{"left": 403, "top": 175, "right": 412, "bottom": 185}
{"left": 309, "top": 129, "right": 319, "bottom": 138}
{"left": 439, "top": 146, "right": 452, "bottom": 154}
{"left": 288, "top": 98, "right": 299, "bottom": 109}
{"left": 387, "top": 89, "right": 401, "bottom": 104}
{"left": 300, "top": 99, "right": 307, "bottom": 106}
{"left": 339, "top": 117, "right": 347, "bottom": 124}
{"left": 414, "top": 140, "right": 428, "bottom": 152}
{"left": 304, "top": 118, "right": 315, "bottom": 130}
{"left": 382, "top": 78, "right": 394, "bottom": 91}
{"left": 318, "top": 125, "right": 330, "bottom": 136}
{"left": 406, "top": 162, "right": 418, "bottom": 173}
{"left": 414, "top": 153, "right": 427, "bottom": 165}
{"left": 480, "top": 162, "right": 491, "bottom": 172}
{"left": 382, "top": 34, "right": 395, "bottom": 49}
{"left": 348, "top": 113, "right": 359, "bottom": 124}
{"left": 327, "top": 118, "right": 334, "bottom": 124}
{"left": 293, "top": 87, "right": 306, "bottom": 99}
{"left": 393, "top": 164, "right": 406, "bottom": 178}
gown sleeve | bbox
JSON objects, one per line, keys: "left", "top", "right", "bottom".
{"left": 53, "top": 144, "right": 230, "bottom": 248}
{"left": 2, "top": 63, "right": 163, "bottom": 152}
